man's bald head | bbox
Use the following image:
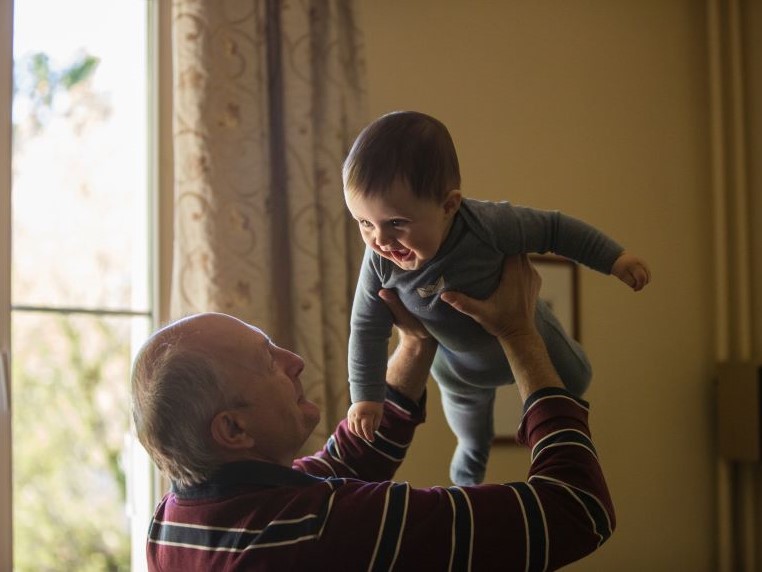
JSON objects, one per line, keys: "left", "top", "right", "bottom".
{"left": 131, "top": 313, "right": 247, "bottom": 487}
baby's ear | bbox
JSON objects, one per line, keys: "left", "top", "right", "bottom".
{"left": 443, "top": 189, "right": 462, "bottom": 216}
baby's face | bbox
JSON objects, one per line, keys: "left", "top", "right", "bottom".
{"left": 344, "top": 181, "right": 460, "bottom": 271}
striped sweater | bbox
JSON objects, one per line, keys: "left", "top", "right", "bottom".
{"left": 147, "top": 386, "right": 614, "bottom": 571}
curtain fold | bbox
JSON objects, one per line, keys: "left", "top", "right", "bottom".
{"left": 171, "top": 0, "right": 366, "bottom": 453}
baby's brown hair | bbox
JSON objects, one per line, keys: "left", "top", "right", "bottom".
{"left": 343, "top": 111, "right": 461, "bottom": 201}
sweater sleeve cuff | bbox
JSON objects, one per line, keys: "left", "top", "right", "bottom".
{"left": 385, "top": 385, "right": 427, "bottom": 422}
{"left": 522, "top": 386, "right": 589, "bottom": 414}
{"left": 517, "top": 387, "right": 590, "bottom": 447}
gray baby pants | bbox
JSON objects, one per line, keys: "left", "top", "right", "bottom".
{"left": 432, "top": 302, "right": 591, "bottom": 486}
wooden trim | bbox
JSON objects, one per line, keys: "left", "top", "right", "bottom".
{"left": 0, "top": 0, "right": 14, "bottom": 566}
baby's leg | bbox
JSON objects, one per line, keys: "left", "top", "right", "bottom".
{"left": 535, "top": 299, "right": 592, "bottom": 396}
{"left": 434, "top": 357, "right": 496, "bottom": 485}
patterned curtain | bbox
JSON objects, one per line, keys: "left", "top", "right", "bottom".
{"left": 170, "top": 0, "right": 366, "bottom": 453}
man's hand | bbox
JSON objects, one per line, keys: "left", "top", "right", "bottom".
{"left": 378, "top": 289, "right": 436, "bottom": 402}
{"left": 440, "top": 254, "right": 540, "bottom": 340}
{"left": 379, "top": 289, "right": 432, "bottom": 342}
{"left": 348, "top": 401, "right": 384, "bottom": 441}
{"left": 611, "top": 251, "right": 651, "bottom": 292}
{"left": 441, "top": 254, "right": 563, "bottom": 402}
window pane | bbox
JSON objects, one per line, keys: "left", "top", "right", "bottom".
{"left": 10, "top": 1, "right": 152, "bottom": 570}
{"left": 11, "top": 312, "right": 150, "bottom": 571}
{"left": 11, "top": 0, "right": 148, "bottom": 311}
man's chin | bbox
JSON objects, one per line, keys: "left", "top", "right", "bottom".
{"left": 302, "top": 400, "right": 321, "bottom": 425}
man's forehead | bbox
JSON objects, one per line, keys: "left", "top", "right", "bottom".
{"left": 159, "top": 313, "right": 268, "bottom": 347}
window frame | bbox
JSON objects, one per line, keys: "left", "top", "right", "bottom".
{"left": 1, "top": 0, "right": 14, "bottom": 568}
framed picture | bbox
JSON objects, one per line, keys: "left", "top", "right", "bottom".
{"left": 492, "top": 254, "right": 580, "bottom": 444}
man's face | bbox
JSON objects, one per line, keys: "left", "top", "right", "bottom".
{"left": 199, "top": 314, "right": 321, "bottom": 465}
{"left": 344, "top": 181, "right": 460, "bottom": 271}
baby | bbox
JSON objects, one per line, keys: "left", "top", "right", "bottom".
{"left": 343, "top": 111, "right": 650, "bottom": 485}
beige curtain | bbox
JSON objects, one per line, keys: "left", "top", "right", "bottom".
{"left": 170, "top": 0, "right": 366, "bottom": 453}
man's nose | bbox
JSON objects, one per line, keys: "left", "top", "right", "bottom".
{"left": 285, "top": 350, "right": 305, "bottom": 378}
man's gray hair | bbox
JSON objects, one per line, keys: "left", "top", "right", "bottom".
{"left": 131, "top": 334, "right": 241, "bottom": 488}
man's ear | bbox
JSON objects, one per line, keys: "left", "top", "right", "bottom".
{"left": 442, "top": 190, "right": 462, "bottom": 216}
{"left": 210, "top": 410, "right": 255, "bottom": 450}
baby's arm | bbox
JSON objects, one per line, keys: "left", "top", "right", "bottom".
{"left": 348, "top": 401, "right": 384, "bottom": 441}
{"left": 611, "top": 251, "right": 651, "bottom": 291}
{"left": 496, "top": 203, "right": 651, "bottom": 289}
{"left": 347, "top": 287, "right": 437, "bottom": 442}
{"left": 347, "top": 249, "right": 395, "bottom": 440}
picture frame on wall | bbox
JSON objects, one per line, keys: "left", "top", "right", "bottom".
{"left": 492, "top": 254, "right": 580, "bottom": 445}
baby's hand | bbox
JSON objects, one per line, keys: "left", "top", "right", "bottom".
{"left": 611, "top": 252, "right": 651, "bottom": 292}
{"left": 348, "top": 401, "right": 384, "bottom": 441}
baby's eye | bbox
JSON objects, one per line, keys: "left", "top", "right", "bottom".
{"left": 390, "top": 219, "right": 407, "bottom": 228}
{"left": 358, "top": 219, "right": 373, "bottom": 229}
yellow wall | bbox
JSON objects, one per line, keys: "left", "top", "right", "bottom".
{"left": 359, "top": 1, "right": 717, "bottom": 569}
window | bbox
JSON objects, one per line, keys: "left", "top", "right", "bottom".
{"left": 1, "top": 0, "right": 161, "bottom": 570}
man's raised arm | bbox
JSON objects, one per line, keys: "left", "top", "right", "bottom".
{"left": 302, "top": 255, "right": 614, "bottom": 571}
{"left": 292, "top": 288, "right": 436, "bottom": 480}
{"left": 441, "top": 253, "right": 564, "bottom": 403}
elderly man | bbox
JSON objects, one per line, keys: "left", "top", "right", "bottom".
{"left": 131, "top": 254, "right": 614, "bottom": 571}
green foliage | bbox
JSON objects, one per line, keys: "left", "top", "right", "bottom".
{"left": 12, "top": 315, "right": 131, "bottom": 571}
{"left": 60, "top": 55, "right": 100, "bottom": 90}
{"left": 11, "top": 45, "right": 133, "bottom": 571}
{"left": 14, "top": 51, "right": 101, "bottom": 132}
{"left": 29, "top": 53, "right": 54, "bottom": 108}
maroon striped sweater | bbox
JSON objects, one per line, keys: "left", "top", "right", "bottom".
{"left": 147, "top": 386, "right": 614, "bottom": 571}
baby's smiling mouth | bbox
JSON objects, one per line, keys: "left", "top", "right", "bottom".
{"left": 387, "top": 247, "right": 414, "bottom": 263}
